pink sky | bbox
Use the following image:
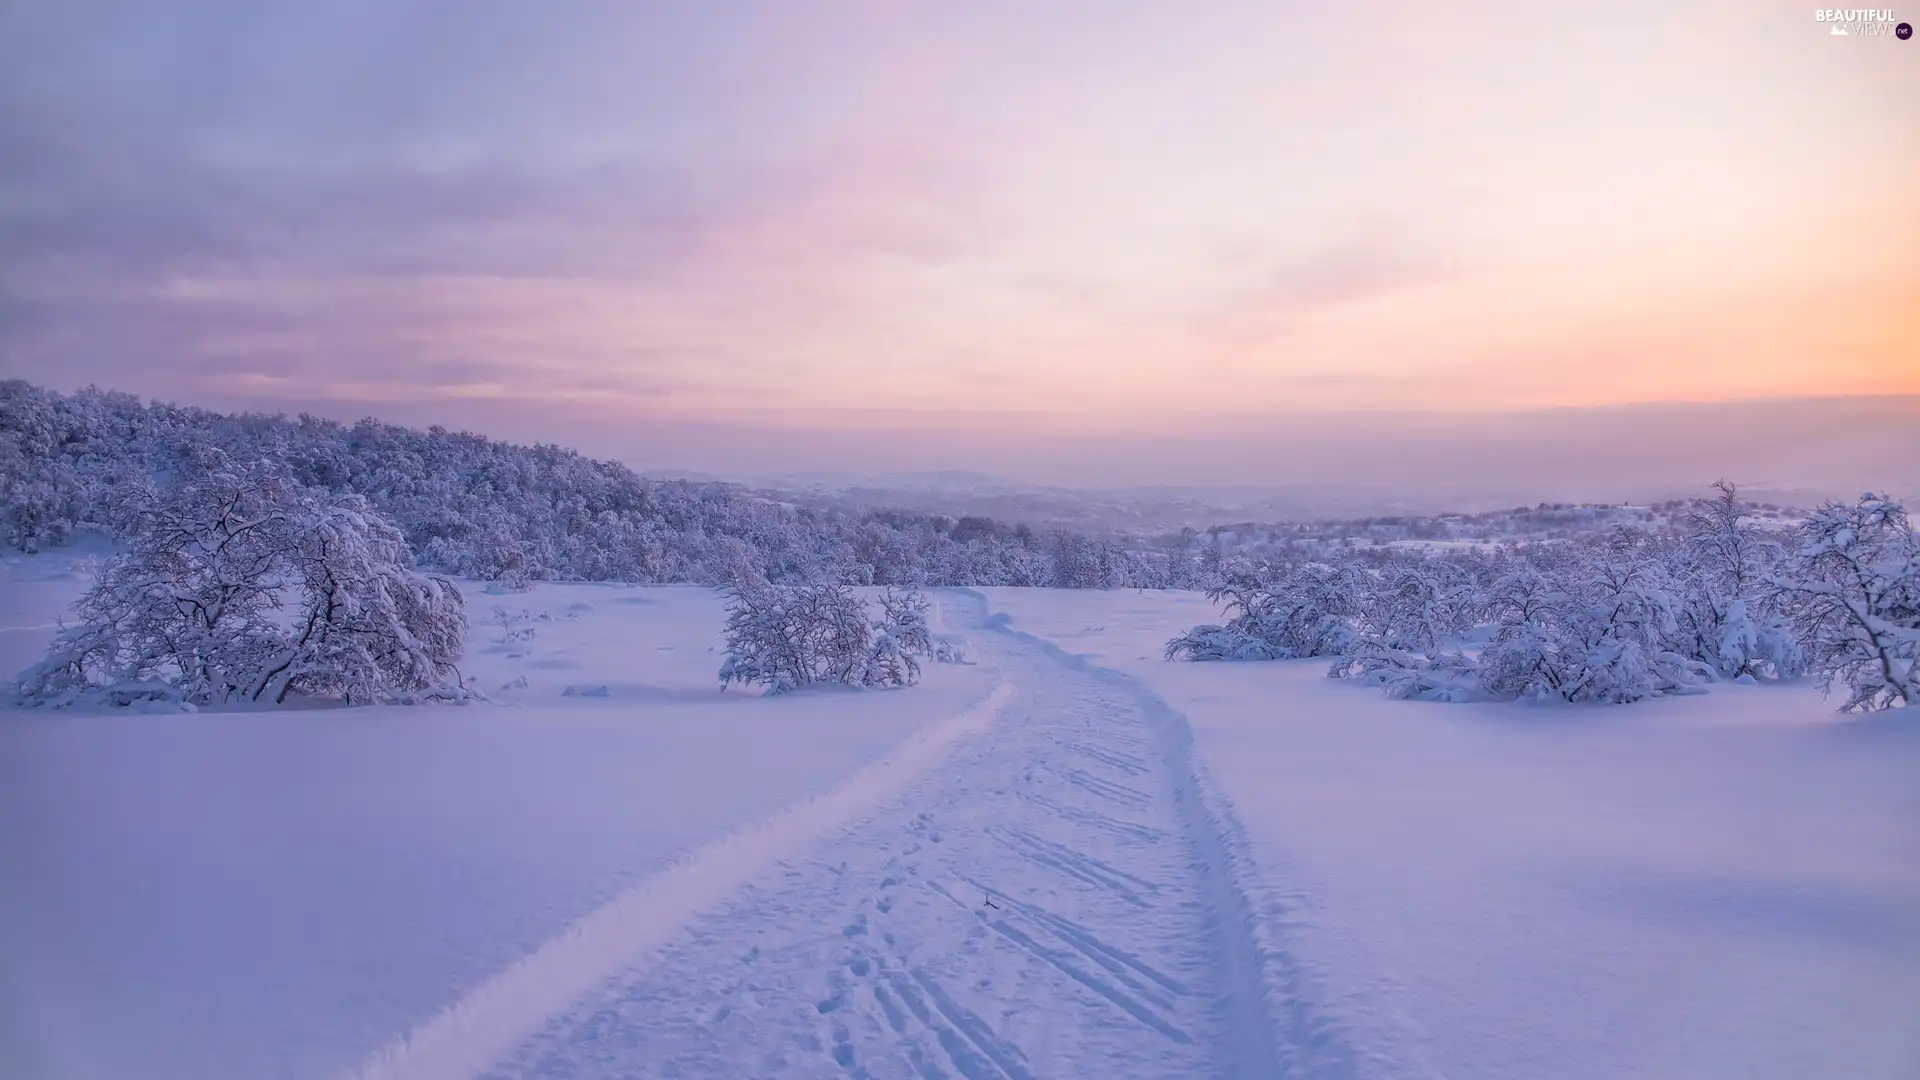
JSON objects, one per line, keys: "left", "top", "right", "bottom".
{"left": 1, "top": 1, "right": 1914, "bottom": 486}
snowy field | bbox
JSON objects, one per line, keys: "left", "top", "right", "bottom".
{"left": 3, "top": 560, "right": 1916, "bottom": 1080}
{"left": 973, "top": 587, "right": 1920, "bottom": 1079}
{"left": 0, "top": 555, "right": 999, "bottom": 1080}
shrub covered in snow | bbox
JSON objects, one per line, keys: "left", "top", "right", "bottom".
{"left": 718, "top": 578, "right": 938, "bottom": 694}
{"left": 1318, "top": 539, "right": 1709, "bottom": 706}
{"left": 16, "top": 452, "right": 469, "bottom": 709}
{"left": 1666, "top": 481, "right": 1804, "bottom": 682}
{"left": 1775, "top": 493, "right": 1918, "bottom": 712}
{"left": 1173, "top": 486, "right": 1917, "bottom": 713}
{"left": 1164, "top": 564, "right": 1358, "bottom": 661}
{"left": 493, "top": 607, "right": 539, "bottom": 644}
{"left": 862, "top": 587, "right": 933, "bottom": 690}
{"left": 1334, "top": 646, "right": 1481, "bottom": 703}
{"left": 1471, "top": 538, "right": 1712, "bottom": 704}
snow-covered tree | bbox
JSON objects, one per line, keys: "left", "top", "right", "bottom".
{"left": 1473, "top": 531, "right": 1709, "bottom": 704}
{"left": 1166, "top": 563, "right": 1358, "bottom": 661}
{"left": 1353, "top": 560, "right": 1478, "bottom": 653}
{"left": 875, "top": 586, "right": 933, "bottom": 655}
{"left": 268, "top": 495, "right": 468, "bottom": 704}
{"left": 1669, "top": 481, "right": 1803, "bottom": 681}
{"left": 1327, "top": 559, "right": 1483, "bottom": 698}
{"left": 1775, "top": 494, "right": 1918, "bottom": 711}
{"left": 719, "top": 576, "right": 857, "bottom": 694}
{"left": 16, "top": 454, "right": 468, "bottom": 708}
{"left": 862, "top": 586, "right": 933, "bottom": 689}
{"left": 718, "top": 577, "right": 940, "bottom": 694}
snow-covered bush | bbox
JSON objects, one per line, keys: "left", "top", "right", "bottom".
{"left": 862, "top": 587, "right": 933, "bottom": 690}
{"left": 493, "top": 607, "right": 538, "bottom": 644}
{"left": 718, "top": 578, "right": 937, "bottom": 694}
{"left": 1324, "top": 528, "right": 1726, "bottom": 705}
{"left": 1474, "top": 533, "right": 1711, "bottom": 704}
{"left": 875, "top": 586, "right": 933, "bottom": 653}
{"left": 1775, "top": 494, "right": 1918, "bottom": 712}
{"left": 1162, "top": 623, "right": 1286, "bottom": 662}
{"left": 1164, "top": 490, "right": 1791, "bottom": 709}
{"left": 16, "top": 454, "right": 468, "bottom": 708}
{"left": 1326, "top": 557, "right": 1488, "bottom": 697}
{"left": 717, "top": 577, "right": 869, "bottom": 694}
{"left": 1667, "top": 482, "right": 1803, "bottom": 681}
{"left": 1350, "top": 560, "right": 1479, "bottom": 652}
{"left": 1165, "top": 564, "right": 1358, "bottom": 661}
{"left": 929, "top": 637, "right": 970, "bottom": 665}
{"left": 1335, "top": 646, "right": 1480, "bottom": 702}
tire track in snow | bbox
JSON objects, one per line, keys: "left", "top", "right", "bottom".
{"left": 1045, "top": 761, "right": 1155, "bottom": 809}
{"left": 925, "top": 876, "right": 1193, "bottom": 1044}
{"left": 1016, "top": 788, "right": 1169, "bottom": 841}
{"left": 969, "top": 593, "right": 1361, "bottom": 1080}
{"left": 336, "top": 678, "right": 1014, "bottom": 1080}
{"left": 475, "top": 592, "right": 1354, "bottom": 1079}
{"left": 485, "top": 598, "right": 1220, "bottom": 1078}
{"left": 985, "top": 824, "right": 1160, "bottom": 907}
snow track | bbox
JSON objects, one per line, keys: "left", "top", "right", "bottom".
{"left": 976, "top": 602, "right": 1357, "bottom": 1080}
{"left": 341, "top": 678, "right": 1015, "bottom": 1080}
{"left": 381, "top": 592, "right": 1348, "bottom": 1079}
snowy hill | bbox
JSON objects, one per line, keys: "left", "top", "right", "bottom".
{"left": 970, "top": 588, "right": 1920, "bottom": 1079}
{"left": 0, "top": 555, "right": 1000, "bottom": 1080}
{"left": 5, "top": 560, "right": 1915, "bottom": 1079}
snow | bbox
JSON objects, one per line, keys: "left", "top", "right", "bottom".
{"left": 5, "top": 559, "right": 1916, "bottom": 1080}
{"left": 470, "top": 590, "right": 1281, "bottom": 1080}
{"left": 0, "top": 558, "right": 999, "bottom": 1080}
{"left": 972, "top": 587, "right": 1920, "bottom": 1080}
{"left": 0, "top": 545, "right": 109, "bottom": 680}
{"left": 351, "top": 680, "right": 1014, "bottom": 1080}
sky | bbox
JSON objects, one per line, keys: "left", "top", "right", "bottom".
{"left": 1, "top": 1, "right": 1915, "bottom": 494}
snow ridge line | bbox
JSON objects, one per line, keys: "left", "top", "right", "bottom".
{"left": 959, "top": 590, "right": 1358, "bottom": 1079}
{"left": 337, "top": 676, "right": 1014, "bottom": 1080}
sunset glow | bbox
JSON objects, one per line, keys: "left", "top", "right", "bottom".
{"left": 2, "top": 1, "right": 1914, "bottom": 477}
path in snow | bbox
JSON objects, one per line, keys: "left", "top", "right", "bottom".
{"left": 472, "top": 592, "right": 1339, "bottom": 1080}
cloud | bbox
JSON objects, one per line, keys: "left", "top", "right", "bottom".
{"left": 0, "top": 61, "right": 998, "bottom": 404}
{"left": 2, "top": 114, "right": 984, "bottom": 279}
{"left": 1191, "top": 228, "right": 1452, "bottom": 347}
{"left": 1, "top": 0, "right": 1914, "bottom": 485}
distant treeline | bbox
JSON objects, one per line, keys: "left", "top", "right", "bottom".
{"left": 0, "top": 381, "right": 1196, "bottom": 589}
{"left": 4, "top": 381, "right": 1912, "bottom": 712}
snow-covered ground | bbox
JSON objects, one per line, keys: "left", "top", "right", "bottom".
{"left": 0, "top": 556, "right": 999, "bottom": 1080}
{"left": 972, "top": 587, "right": 1920, "bottom": 1080}
{"left": 4, "top": 562, "right": 1916, "bottom": 1080}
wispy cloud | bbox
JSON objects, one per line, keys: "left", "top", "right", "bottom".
{"left": 0, "top": 0, "right": 1914, "bottom": 487}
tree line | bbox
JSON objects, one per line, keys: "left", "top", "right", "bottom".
{"left": 1167, "top": 483, "right": 1917, "bottom": 711}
